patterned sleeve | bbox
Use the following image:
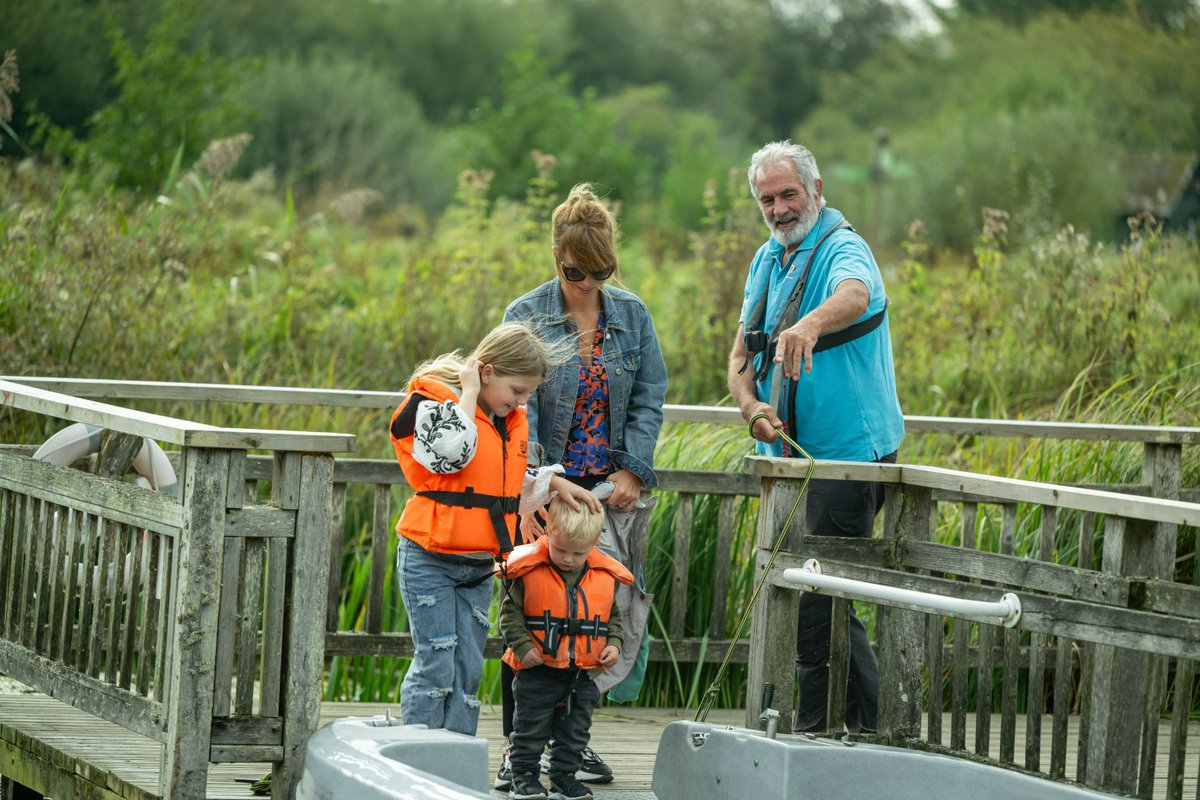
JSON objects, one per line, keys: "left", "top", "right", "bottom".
{"left": 520, "top": 464, "right": 566, "bottom": 514}
{"left": 411, "top": 399, "right": 478, "bottom": 474}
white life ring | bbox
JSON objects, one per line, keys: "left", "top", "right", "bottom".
{"left": 33, "top": 423, "right": 178, "bottom": 496}
{"left": 32, "top": 423, "right": 175, "bottom": 596}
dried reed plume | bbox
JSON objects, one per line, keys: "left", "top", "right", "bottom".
{"left": 329, "top": 188, "right": 383, "bottom": 224}
{"left": 198, "top": 133, "right": 252, "bottom": 180}
{"left": 980, "top": 206, "right": 1010, "bottom": 244}
{"left": 0, "top": 50, "right": 20, "bottom": 149}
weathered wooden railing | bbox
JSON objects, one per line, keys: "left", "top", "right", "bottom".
{"left": 5, "top": 378, "right": 1196, "bottom": 677}
{"left": 2, "top": 377, "right": 1198, "bottom": 798}
{"left": 746, "top": 457, "right": 1200, "bottom": 799}
{"left": 0, "top": 379, "right": 353, "bottom": 799}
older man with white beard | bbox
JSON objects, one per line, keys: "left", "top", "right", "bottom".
{"left": 727, "top": 140, "right": 904, "bottom": 735}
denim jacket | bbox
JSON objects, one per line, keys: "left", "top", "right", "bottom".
{"left": 503, "top": 280, "right": 668, "bottom": 488}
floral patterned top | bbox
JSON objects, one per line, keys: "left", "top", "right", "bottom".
{"left": 562, "top": 312, "right": 613, "bottom": 476}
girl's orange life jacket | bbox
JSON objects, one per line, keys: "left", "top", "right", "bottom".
{"left": 389, "top": 375, "right": 529, "bottom": 557}
{"left": 501, "top": 538, "right": 633, "bottom": 671}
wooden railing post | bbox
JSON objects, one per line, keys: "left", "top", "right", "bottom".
{"left": 1142, "top": 442, "right": 1182, "bottom": 574}
{"left": 272, "top": 452, "right": 335, "bottom": 800}
{"left": 95, "top": 430, "right": 144, "bottom": 479}
{"left": 875, "top": 483, "right": 932, "bottom": 743}
{"left": 1083, "top": 509, "right": 1177, "bottom": 795}
{"left": 1135, "top": 442, "right": 1181, "bottom": 797}
{"left": 1082, "top": 444, "right": 1181, "bottom": 795}
{"left": 745, "top": 475, "right": 805, "bottom": 729}
{"left": 161, "top": 446, "right": 229, "bottom": 800}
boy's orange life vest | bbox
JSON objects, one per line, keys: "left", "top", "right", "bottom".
{"left": 501, "top": 538, "right": 633, "bottom": 671}
{"left": 389, "top": 375, "right": 529, "bottom": 557}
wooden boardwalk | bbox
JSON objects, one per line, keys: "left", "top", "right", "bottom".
{"left": 1, "top": 691, "right": 1196, "bottom": 799}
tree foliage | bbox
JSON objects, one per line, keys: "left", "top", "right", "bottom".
{"left": 86, "top": 0, "right": 250, "bottom": 191}
{"left": 2, "top": 0, "right": 1197, "bottom": 243}
{"left": 800, "top": 11, "right": 1200, "bottom": 246}
{"left": 1, "top": 0, "right": 915, "bottom": 213}
{"left": 955, "top": 0, "right": 1198, "bottom": 29}
{"left": 239, "top": 53, "right": 457, "bottom": 208}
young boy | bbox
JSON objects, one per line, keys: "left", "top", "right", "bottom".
{"left": 500, "top": 496, "right": 633, "bottom": 800}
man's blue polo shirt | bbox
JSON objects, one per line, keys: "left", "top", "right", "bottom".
{"left": 738, "top": 207, "right": 904, "bottom": 461}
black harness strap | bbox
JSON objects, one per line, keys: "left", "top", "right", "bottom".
{"left": 741, "top": 220, "right": 851, "bottom": 379}
{"left": 811, "top": 302, "right": 888, "bottom": 353}
{"left": 741, "top": 219, "right": 889, "bottom": 377}
{"left": 416, "top": 488, "right": 519, "bottom": 554}
{"left": 764, "top": 220, "right": 853, "bottom": 352}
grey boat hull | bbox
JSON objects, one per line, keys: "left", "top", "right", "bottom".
{"left": 652, "top": 720, "right": 1128, "bottom": 800}
{"left": 298, "top": 715, "right": 490, "bottom": 800}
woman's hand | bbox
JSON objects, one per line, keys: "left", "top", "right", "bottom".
{"left": 606, "top": 469, "right": 643, "bottom": 510}
{"left": 520, "top": 648, "right": 545, "bottom": 668}
{"left": 550, "top": 476, "right": 603, "bottom": 514}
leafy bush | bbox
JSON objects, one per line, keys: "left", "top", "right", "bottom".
{"left": 0, "top": 0, "right": 124, "bottom": 142}
{"left": 87, "top": 0, "right": 251, "bottom": 191}
{"left": 800, "top": 12, "right": 1200, "bottom": 248}
{"left": 239, "top": 53, "right": 457, "bottom": 210}
{"left": 890, "top": 209, "right": 1200, "bottom": 417}
{"left": 467, "top": 48, "right": 643, "bottom": 207}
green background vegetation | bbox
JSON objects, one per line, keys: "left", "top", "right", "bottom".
{"left": 2, "top": 0, "right": 1198, "bottom": 705}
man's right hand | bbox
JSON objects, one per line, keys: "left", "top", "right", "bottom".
{"left": 744, "top": 401, "right": 783, "bottom": 444}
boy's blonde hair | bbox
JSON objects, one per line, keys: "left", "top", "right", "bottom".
{"left": 546, "top": 495, "right": 605, "bottom": 546}
{"left": 407, "top": 321, "right": 573, "bottom": 389}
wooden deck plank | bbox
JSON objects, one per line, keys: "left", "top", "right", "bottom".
{"left": 0, "top": 692, "right": 1196, "bottom": 799}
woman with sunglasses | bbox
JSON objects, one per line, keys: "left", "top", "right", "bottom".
{"left": 497, "top": 183, "right": 668, "bottom": 793}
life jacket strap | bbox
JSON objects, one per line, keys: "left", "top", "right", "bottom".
{"left": 416, "top": 488, "right": 519, "bottom": 554}
{"left": 525, "top": 613, "right": 610, "bottom": 655}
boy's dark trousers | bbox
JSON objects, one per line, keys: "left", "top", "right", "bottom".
{"left": 509, "top": 665, "right": 600, "bottom": 785}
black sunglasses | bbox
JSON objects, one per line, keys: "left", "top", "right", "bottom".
{"left": 560, "top": 261, "right": 615, "bottom": 282}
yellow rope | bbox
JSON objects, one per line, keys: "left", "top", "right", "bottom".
{"left": 694, "top": 413, "right": 815, "bottom": 722}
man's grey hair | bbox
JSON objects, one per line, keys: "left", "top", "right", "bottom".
{"left": 747, "top": 140, "right": 824, "bottom": 207}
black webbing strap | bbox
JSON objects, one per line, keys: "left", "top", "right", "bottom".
{"left": 811, "top": 301, "right": 889, "bottom": 353}
{"left": 742, "top": 219, "right": 852, "bottom": 381}
{"left": 525, "top": 613, "right": 610, "bottom": 655}
{"left": 416, "top": 488, "right": 519, "bottom": 554}
{"left": 766, "top": 220, "right": 853, "bottom": 346}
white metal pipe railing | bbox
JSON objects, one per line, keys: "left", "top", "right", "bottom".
{"left": 782, "top": 559, "right": 1023, "bottom": 628}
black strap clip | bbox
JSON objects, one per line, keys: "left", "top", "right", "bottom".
{"left": 738, "top": 329, "right": 771, "bottom": 376}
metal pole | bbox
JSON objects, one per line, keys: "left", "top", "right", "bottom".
{"left": 781, "top": 559, "right": 1022, "bottom": 628}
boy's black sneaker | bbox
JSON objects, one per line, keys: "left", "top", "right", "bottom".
{"left": 576, "top": 746, "right": 614, "bottom": 783}
{"left": 549, "top": 779, "right": 594, "bottom": 800}
{"left": 540, "top": 744, "right": 614, "bottom": 784}
{"left": 510, "top": 772, "right": 548, "bottom": 800}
